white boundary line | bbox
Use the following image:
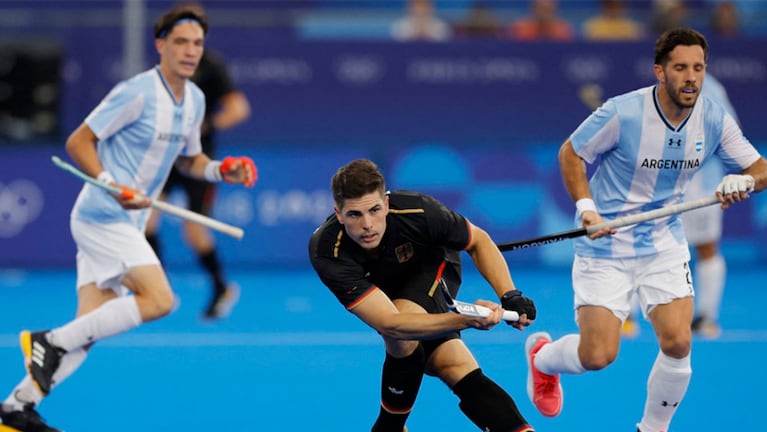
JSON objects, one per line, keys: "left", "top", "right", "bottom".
{"left": 2, "top": 329, "right": 767, "bottom": 348}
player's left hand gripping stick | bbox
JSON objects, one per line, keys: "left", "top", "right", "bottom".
{"left": 97, "top": 171, "right": 139, "bottom": 200}
{"left": 221, "top": 156, "right": 258, "bottom": 187}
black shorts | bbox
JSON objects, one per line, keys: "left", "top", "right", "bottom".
{"left": 162, "top": 167, "right": 216, "bottom": 215}
{"left": 390, "top": 260, "right": 464, "bottom": 351}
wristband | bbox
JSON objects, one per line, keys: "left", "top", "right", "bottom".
{"left": 203, "top": 160, "right": 223, "bottom": 182}
{"left": 575, "top": 198, "right": 597, "bottom": 219}
{"left": 96, "top": 171, "right": 115, "bottom": 185}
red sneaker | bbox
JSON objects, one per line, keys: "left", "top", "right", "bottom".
{"left": 525, "top": 332, "right": 562, "bottom": 417}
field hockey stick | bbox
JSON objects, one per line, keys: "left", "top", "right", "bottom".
{"left": 497, "top": 195, "right": 720, "bottom": 252}
{"left": 440, "top": 280, "right": 519, "bottom": 322}
{"left": 51, "top": 156, "right": 245, "bottom": 240}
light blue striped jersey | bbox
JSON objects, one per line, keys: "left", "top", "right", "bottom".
{"left": 570, "top": 84, "right": 760, "bottom": 258}
{"left": 686, "top": 74, "right": 739, "bottom": 199}
{"left": 72, "top": 66, "right": 205, "bottom": 232}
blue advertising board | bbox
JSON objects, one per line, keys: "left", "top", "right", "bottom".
{"left": 2, "top": 144, "right": 766, "bottom": 268}
{"left": 2, "top": 37, "right": 767, "bottom": 268}
{"left": 52, "top": 36, "right": 767, "bottom": 147}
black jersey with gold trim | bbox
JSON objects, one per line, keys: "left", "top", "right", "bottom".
{"left": 308, "top": 191, "right": 472, "bottom": 308}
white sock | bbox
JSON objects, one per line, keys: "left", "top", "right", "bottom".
{"left": 4, "top": 349, "right": 88, "bottom": 410}
{"left": 48, "top": 296, "right": 142, "bottom": 352}
{"left": 51, "top": 348, "right": 88, "bottom": 391}
{"left": 534, "top": 334, "right": 587, "bottom": 375}
{"left": 695, "top": 254, "right": 725, "bottom": 321}
{"left": 3, "top": 377, "right": 41, "bottom": 410}
{"left": 637, "top": 352, "right": 691, "bottom": 432}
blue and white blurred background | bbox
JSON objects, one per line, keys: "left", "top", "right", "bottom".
{"left": 1, "top": 1, "right": 765, "bottom": 431}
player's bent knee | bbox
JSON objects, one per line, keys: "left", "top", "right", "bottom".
{"left": 383, "top": 339, "right": 420, "bottom": 358}
{"left": 579, "top": 351, "right": 617, "bottom": 371}
{"left": 658, "top": 333, "right": 691, "bottom": 358}
{"left": 155, "top": 293, "right": 176, "bottom": 317}
{"left": 659, "top": 341, "right": 691, "bottom": 359}
{"left": 137, "top": 290, "right": 176, "bottom": 321}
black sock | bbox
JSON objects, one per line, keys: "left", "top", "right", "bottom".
{"left": 371, "top": 344, "right": 426, "bottom": 432}
{"left": 198, "top": 249, "right": 226, "bottom": 294}
{"left": 452, "top": 368, "right": 532, "bottom": 432}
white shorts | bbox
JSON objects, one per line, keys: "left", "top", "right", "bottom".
{"left": 70, "top": 219, "right": 159, "bottom": 294}
{"left": 681, "top": 204, "right": 722, "bottom": 245}
{"left": 572, "top": 251, "right": 694, "bottom": 323}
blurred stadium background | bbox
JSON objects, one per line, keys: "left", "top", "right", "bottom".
{"left": 1, "top": 1, "right": 766, "bottom": 431}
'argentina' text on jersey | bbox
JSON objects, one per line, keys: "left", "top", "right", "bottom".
{"left": 568, "top": 84, "right": 759, "bottom": 259}
{"left": 641, "top": 158, "right": 700, "bottom": 170}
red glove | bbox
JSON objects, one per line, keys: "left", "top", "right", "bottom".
{"left": 220, "top": 156, "right": 258, "bottom": 187}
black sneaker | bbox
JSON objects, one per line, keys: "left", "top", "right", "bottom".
{"left": 691, "top": 315, "right": 721, "bottom": 339}
{"left": 0, "top": 403, "right": 61, "bottom": 432}
{"left": 202, "top": 283, "right": 240, "bottom": 319}
{"left": 19, "top": 331, "right": 65, "bottom": 396}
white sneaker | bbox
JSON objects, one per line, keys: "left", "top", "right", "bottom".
{"left": 203, "top": 283, "right": 240, "bottom": 319}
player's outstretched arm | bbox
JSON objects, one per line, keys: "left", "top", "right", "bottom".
{"left": 350, "top": 289, "right": 503, "bottom": 340}
{"left": 465, "top": 224, "right": 536, "bottom": 330}
{"left": 177, "top": 153, "right": 258, "bottom": 187}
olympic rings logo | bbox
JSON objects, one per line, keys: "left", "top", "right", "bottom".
{"left": 0, "top": 179, "right": 44, "bottom": 238}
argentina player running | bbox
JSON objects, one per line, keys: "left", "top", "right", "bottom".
{"left": 0, "top": 5, "right": 256, "bottom": 432}
{"left": 523, "top": 28, "right": 767, "bottom": 432}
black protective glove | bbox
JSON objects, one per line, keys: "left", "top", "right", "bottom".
{"left": 501, "top": 290, "right": 536, "bottom": 322}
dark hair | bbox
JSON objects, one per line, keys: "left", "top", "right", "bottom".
{"left": 153, "top": 4, "right": 209, "bottom": 39}
{"left": 331, "top": 159, "right": 386, "bottom": 208}
{"left": 654, "top": 28, "right": 708, "bottom": 65}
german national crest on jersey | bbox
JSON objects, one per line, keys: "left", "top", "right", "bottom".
{"left": 395, "top": 242, "right": 415, "bottom": 263}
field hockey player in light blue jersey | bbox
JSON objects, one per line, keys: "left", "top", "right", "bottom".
{"left": 523, "top": 28, "right": 767, "bottom": 432}
{"left": 0, "top": 5, "right": 256, "bottom": 432}
{"left": 623, "top": 72, "right": 740, "bottom": 340}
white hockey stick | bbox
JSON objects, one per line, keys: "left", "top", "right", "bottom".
{"left": 497, "top": 195, "right": 720, "bottom": 251}
{"left": 51, "top": 156, "right": 245, "bottom": 240}
{"left": 440, "top": 281, "right": 519, "bottom": 322}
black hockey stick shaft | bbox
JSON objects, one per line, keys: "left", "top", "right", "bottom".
{"left": 497, "top": 195, "right": 720, "bottom": 252}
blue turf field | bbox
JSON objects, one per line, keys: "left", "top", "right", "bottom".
{"left": 1, "top": 265, "right": 764, "bottom": 431}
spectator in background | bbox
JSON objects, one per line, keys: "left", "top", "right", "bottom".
{"left": 649, "top": 0, "right": 688, "bottom": 35}
{"left": 709, "top": 1, "right": 741, "bottom": 37}
{"left": 506, "top": 0, "right": 574, "bottom": 41}
{"left": 454, "top": 1, "right": 503, "bottom": 39}
{"left": 391, "top": 0, "right": 452, "bottom": 41}
{"left": 582, "top": 0, "right": 645, "bottom": 41}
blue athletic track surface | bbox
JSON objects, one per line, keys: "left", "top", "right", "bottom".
{"left": 1, "top": 265, "right": 764, "bottom": 431}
